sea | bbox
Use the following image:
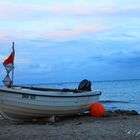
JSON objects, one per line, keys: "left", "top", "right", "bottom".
{"left": 34, "top": 79, "right": 140, "bottom": 113}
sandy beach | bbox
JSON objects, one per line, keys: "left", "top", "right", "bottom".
{"left": 0, "top": 110, "right": 139, "bottom": 140}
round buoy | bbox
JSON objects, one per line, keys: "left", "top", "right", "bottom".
{"left": 90, "top": 102, "right": 105, "bottom": 117}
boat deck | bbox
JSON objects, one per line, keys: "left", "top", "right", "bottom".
{"left": 13, "top": 85, "right": 85, "bottom": 93}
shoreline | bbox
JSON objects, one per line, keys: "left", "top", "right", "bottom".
{"left": 0, "top": 110, "right": 140, "bottom": 140}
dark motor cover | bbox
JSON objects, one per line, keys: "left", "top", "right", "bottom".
{"left": 78, "top": 79, "right": 92, "bottom": 91}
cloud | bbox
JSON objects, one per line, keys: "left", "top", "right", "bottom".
{"left": 92, "top": 49, "right": 140, "bottom": 70}
{"left": 42, "top": 24, "right": 106, "bottom": 40}
{"left": 0, "top": 32, "right": 39, "bottom": 42}
{"left": 0, "top": 1, "right": 140, "bottom": 42}
{"left": 0, "top": 35, "right": 7, "bottom": 42}
{"left": 0, "top": 1, "right": 140, "bottom": 19}
{"left": 123, "top": 4, "right": 140, "bottom": 11}
{"left": 110, "top": 51, "right": 140, "bottom": 68}
{"left": 0, "top": 13, "right": 7, "bottom": 18}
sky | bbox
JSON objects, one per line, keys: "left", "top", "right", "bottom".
{"left": 0, "top": 0, "right": 140, "bottom": 84}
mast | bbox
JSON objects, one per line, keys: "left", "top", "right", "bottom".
{"left": 2, "top": 42, "right": 15, "bottom": 87}
{"left": 12, "top": 42, "right": 15, "bottom": 86}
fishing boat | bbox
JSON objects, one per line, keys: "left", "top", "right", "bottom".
{"left": 0, "top": 43, "right": 101, "bottom": 121}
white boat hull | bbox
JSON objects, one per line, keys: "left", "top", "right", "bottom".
{"left": 0, "top": 87, "right": 101, "bottom": 120}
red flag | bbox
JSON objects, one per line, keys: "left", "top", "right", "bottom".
{"left": 3, "top": 44, "right": 15, "bottom": 73}
{"left": 3, "top": 47, "right": 15, "bottom": 66}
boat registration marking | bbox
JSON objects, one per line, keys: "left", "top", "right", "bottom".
{"left": 22, "top": 93, "right": 36, "bottom": 100}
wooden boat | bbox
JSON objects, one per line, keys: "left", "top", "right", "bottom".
{"left": 0, "top": 42, "right": 101, "bottom": 120}
{"left": 0, "top": 85, "right": 101, "bottom": 120}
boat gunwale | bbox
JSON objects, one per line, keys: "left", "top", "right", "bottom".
{"left": 0, "top": 87, "right": 101, "bottom": 98}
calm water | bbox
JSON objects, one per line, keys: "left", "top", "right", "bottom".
{"left": 35, "top": 79, "right": 140, "bottom": 113}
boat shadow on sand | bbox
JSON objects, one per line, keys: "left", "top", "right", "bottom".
{"left": 0, "top": 109, "right": 139, "bottom": 125}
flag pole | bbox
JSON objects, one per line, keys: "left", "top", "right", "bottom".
{"left": 12, "top": 42, "right": 15, "bottom": 87}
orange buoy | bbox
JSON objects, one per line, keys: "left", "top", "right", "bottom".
{"left": 90, "top": 102, "right": 105, "bottom": 117}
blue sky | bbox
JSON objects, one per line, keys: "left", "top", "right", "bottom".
{"left": 0, "top": 0, "right": 140, "bottom": 84}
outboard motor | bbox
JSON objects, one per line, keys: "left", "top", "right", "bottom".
{"left": 78, "top": 79, "right": 92, "bottom": 91}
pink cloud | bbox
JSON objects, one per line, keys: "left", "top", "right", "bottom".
{"left": 0, "top": 34, "right": 8, "bottom": 42}
{"left": 0, "top": 1, "right": 140, "bottom": 19}
{"left": 0, "top": 13, "right": 7, "bottom": 18}
{"left": 42, "top": 24, "right": 106, "bottom": 40}
{"left": 0, "top": 32, "right": 33, "bottom": 42}
{"left": 0, "top": 24, "right": 106, "bottom": 41}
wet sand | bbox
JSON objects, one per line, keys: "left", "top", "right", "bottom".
{"left": 0, "top": 111, "right": 140, "bottom": 140}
